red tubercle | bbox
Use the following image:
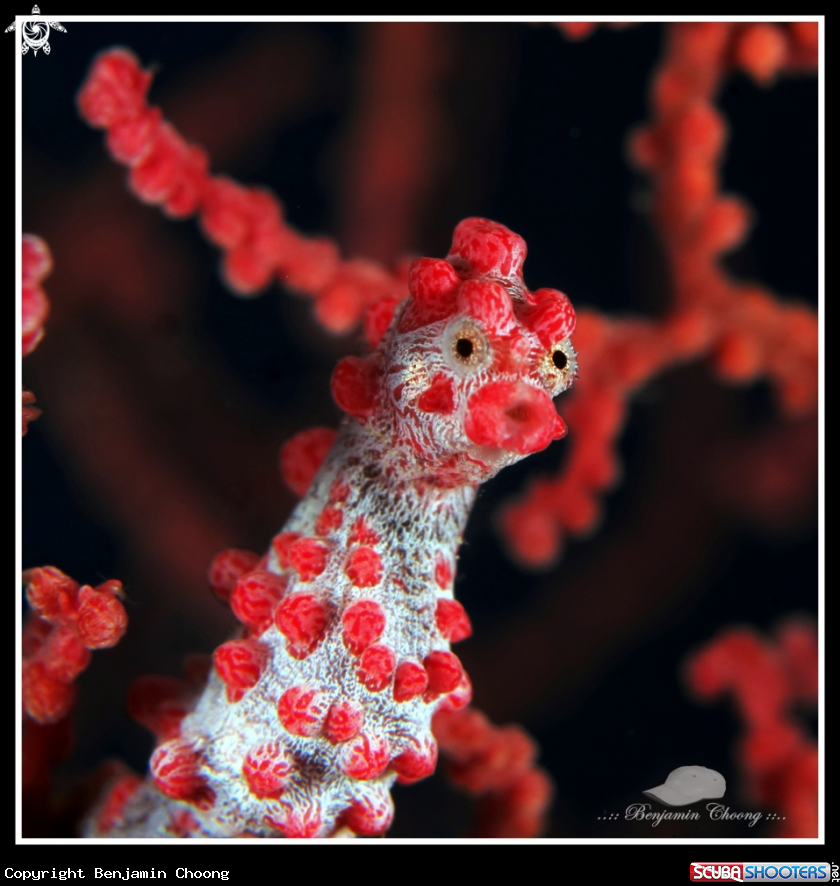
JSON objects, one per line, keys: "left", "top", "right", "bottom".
{"left": 271, "top": 531, "right": 301, "bottom": 569}
{"left": 435, "top": 598, "right": 473, "bottom": 643}
{"left": 417, "top": 373, "right": 456, "bottom": 415}
{"left": 242, "top": 741, "right": 294, "bottom": 799}
{"left": 341, "top": 792, "right": 394, "bottom": 836}
{"left": 518, "top": 292, "right": 576, "bottom": 348}
{"left": 364, "top": 294, "right": 403, "bottom": 349}
{"left": 329, "top": 477, "right": 351, "bottom": 504}
{"left": 391, "top": 734, "right": 438, "bottom": 784}
{"left": 264, "top": 800, "right": 324, "bottom": 838}
{"left": 230, "top": 570, "right": 288, "bottom": 636}
{"left": 280, "top": 427, "right": 338, "bottom": 498}
{"left": 324, "top": 700, "right": 365, "bottom": 744}
{"left": 409, "top": 257, "right": 461, "bottom": 305}
{"left": 331, "top": 355, "right": 381, "bottom": 421}
{"left": 345, "top": 546, "right": 383, "bottom": 589}
{"left": 348, "top": 515, "right": 380, "bottom": 546}
{"left": 213, "top": 639, "right": 269, "bottom": 703}
{"left": 356, "top": 644, "right": 396, "bottom": 692}
{"left": 447, "top": 217, "right": 527, "bottom": 280}
{"left": 423, "top": 650, "right": 464, "bottom": 700}
{"left": 150, "top": 738, "right": 215, "bottom": 810}
{"left": 434, "top": 553, "right": 453, "bottom": 590}
{"left": 393, "top": 661, "right": 429, "bottom": 703}
{"left": 287, "top": 537, "right": 330, "bottom": 582}
{"left": 207, "top": 549, "right": 261, "bottom": 603}
{"left": 340, "top": 732, "right": 391, "bottom": 780}
{"left": 457, "top": 279, "right": 515, "bottom": 335}
{"left": 398, "top": 257, "right": 460, "bottom": 333}
{"left": 277, "top": 686, "right": 329, "bottom": 738}
{"left": 274, "top": 593, "right": 329, "bottom": 659}
{"left": 342, "top": 599, "right": 386, "bottom": 656}
{"left": 314, "top": 504, "right": 344, "bottom": 536}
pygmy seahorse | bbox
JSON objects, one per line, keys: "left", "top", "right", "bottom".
{"left": 88, "top": 217, "right": 577, "bottom": 838}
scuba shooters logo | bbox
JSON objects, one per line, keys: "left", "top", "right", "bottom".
{"left": 689, "top": 863, "right": 835, "bottom": 882}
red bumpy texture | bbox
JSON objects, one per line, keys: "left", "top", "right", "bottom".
{"left": 22, "top": 567, "right": 128, "bottom": 725}
{"left": 87, "top": 217, "right": 575, "bottom": 838}
{"left": 76, "top": 48, "right": 407, "bottom": 333}
{"left": 498, "top": 22, "right": 817, "bottom": 569}
{"left": 21, "top": 234, "right": 53, "bottom": 435}
{"left": 684, "top": 617, "right": 818, "bottom": 838}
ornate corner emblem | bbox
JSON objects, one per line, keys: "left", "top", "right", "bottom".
{"left": 5, "top": 5, "right": 67, "bottom": 56}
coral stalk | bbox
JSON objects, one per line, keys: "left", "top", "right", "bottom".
{"left": 77, "top": 48, "right": 406, "bottom": 334}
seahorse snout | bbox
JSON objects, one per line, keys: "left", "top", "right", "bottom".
{"left": 464, "top": 381, "right": 566, "bottom": 455}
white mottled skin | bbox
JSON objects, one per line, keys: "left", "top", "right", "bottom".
{"left": 90, "top": 228, "right": 576, "bottom": 838}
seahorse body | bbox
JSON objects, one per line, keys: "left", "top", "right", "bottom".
{"left": 90, "top": 218, "right": 576, "bottom": 838}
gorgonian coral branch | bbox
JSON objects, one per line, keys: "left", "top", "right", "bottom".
{"left": 497, "top": 22, "right": 818, "bottom": 569}
{"left": 684, "top": 617, "right": 818, "bottom": 837}
{"left": 22, "top": 567, "right": 128, "bottom": 724}
{"left": 76, "top": 48, "right": 406, "bottom": 334}
{"left": 21, "top": 234, "right": 52, "bottom": 434}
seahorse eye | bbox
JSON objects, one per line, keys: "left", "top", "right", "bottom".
{"left": 538, "top": 339, "right": 577, "bottom": 396}
{"left": 443, "top": 319, "right": 490, "bottom": 376}
{"left": 455, "top": 338, "right": 474, "bottom": 360}
{"left": 449, "top": 324, "right": 484, "bottom": 364}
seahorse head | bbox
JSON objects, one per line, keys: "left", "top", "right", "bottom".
{"left": 331, "top": 218, "right": 577, "bottom": 485}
